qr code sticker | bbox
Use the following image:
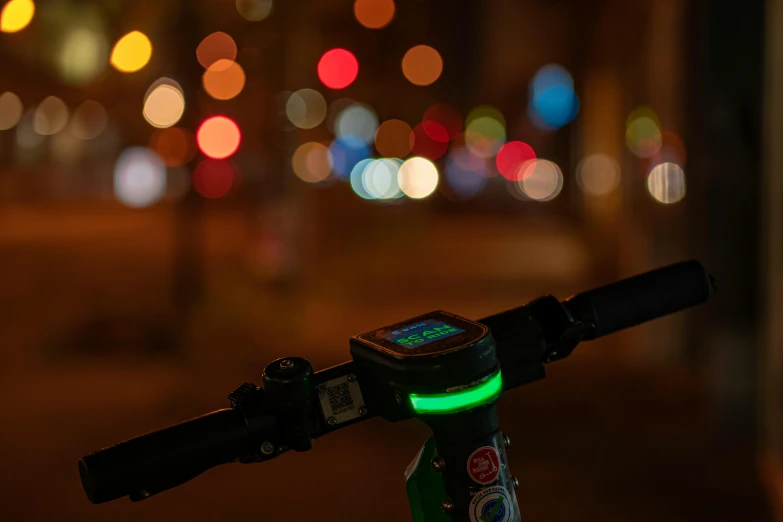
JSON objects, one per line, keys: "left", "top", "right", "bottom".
{"left": 327, "top": 382, "right": 355, "bottom": 415}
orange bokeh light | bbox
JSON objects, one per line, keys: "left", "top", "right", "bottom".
{"left": 149, "top": 127, "right": 195, "bottom": 167}
{"left": 197, "top": 116, "right": 241, "bottom": 159}
{"left": 375, "top": 119, "right": 412, "bottom": 158}
{"left": 354, "top": 0, "right": 395, "bottom": 29}
{"left": 402, "top": 45, "right": 443, "bottom": 86}
{"left": 203, "top": 59, "right": 246, "bottom": 100}
{"left": 196, "top": 32, "right": 237, "bottom": 69}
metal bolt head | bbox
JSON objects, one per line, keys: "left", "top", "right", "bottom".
{"left": 512, "top": 476, "right": 519, "bottom": 490}
{"left": 431, "top": 457, "right": 446, "bottom": 472}
{"left": 503, "top": 435, "right": 511, "bottom": 449}
{"left": 260, "top": 441, "right": 275, "bottom": 455}
{"left": 327, "top": 416, "right": 337, "bottom": 426}
{"left": 348, "top": 373, "right": 357, "bottom": 382}
{"left": 441, "top": 499, "right": 454, "bottom": 512}
{"left": 358, "top": 406, "right": 368, "bottom": 416}
{"left": 395, "top": 393, "right": 402, "bottom": 404}
{"left": 279, "top": 359, "right": 294, "bottom": 369}
{"left": 317, "top": 383, "right": 326, "bottom": 393}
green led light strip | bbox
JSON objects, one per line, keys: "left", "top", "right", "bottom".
{"left": 409, "top": 372, "right": 503, "bottom": 414}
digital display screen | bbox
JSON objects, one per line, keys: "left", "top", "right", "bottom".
{"left": 383, "top": 319, "right": 465, "bottom": 349}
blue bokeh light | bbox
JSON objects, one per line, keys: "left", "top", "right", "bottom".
{"left": 529, "top": 64, "right": 579, "bottom": 130}
{"left": 329, "top": 135, "right": 370, "bottom": 179}
{"left": 445, "top": 148, "right": 488, "bottom": 199}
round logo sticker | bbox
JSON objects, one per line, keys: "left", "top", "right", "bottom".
{"left": 467, "top": 446, "right": 501, "bottom": 485}
{"left": 469, "top": 485, "right": 512, "bottom": 522}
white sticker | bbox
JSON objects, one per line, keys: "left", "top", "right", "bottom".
{"left": 317, "top": 375, "right": 365, "bottom": 425}
{"left": 469, "top": 485, "right": 512, "bottom": 522}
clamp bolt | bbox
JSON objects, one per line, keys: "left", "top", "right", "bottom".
{"left": 512, "top": 476, "right": 519, "bottom": 490}
{"left": 358, "top": 406, "right": 368, "bottom": 416}
{"left": 317, "top": 383, "right": 326, "bottom": 393}
{"left": 431, "top": 458, "right": 446, "bottom": 472}
{"left": 279, "top": 359, "right": 294, "bottom": 369}
{"left": 260, "top": 441, "right": 275, "bottom": 455}
{"left": 327, "top": 416, "right": 337, "bottom": 426}
{"left": 441, "top": 499, "right": 454, "bottom": 512}
{"left": 348, "top": 374, "right": 357, "bottom": 382}
{"left": 503, "top": 435, "right": 511, "bottom": 449}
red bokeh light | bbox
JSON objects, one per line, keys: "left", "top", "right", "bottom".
{"left": 193, "top": 159, "right": 235, "bottom": 198}
{"left": 423, "top": 104, "right": 462, "bottom": 142}
{"left": 496, "top": 141, "right": 536, "bottom": 181}
{"left": 410, "top": 123, "right": 448, "bottom": 160}
{"left": 317, "top": 49, "right": 359, "bottom": 90}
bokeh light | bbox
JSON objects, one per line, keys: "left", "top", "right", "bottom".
{"left": 203, "top": 59, "right": 246, "bottom": 100}
{"left": 410, "top": 123, "right": 448, "bottom": 160}
{"left": 529, "top": 64, "right": 579, "bottom": 129}
{"left": 576, "top": 154, "right": 620, "bottom": 196}
{"left": 193, "top": 159, "right": 235, "bottom": 198}
{"left": 517, "top": 159, "right": 564, "bottom": 201}
{"left": 16, "top": 110, "right": 43, "bottom": 149}
{"left": 364, "top": 158, "right": 402, "bottom": 199}
{"left": 626, "top": 107, "right": 662, "bottom": 158}
{"left": 33, "top": 96, "right": 69, "bottom": 135}
{"left": 399, "top": 157, "right": 439, "bottom": 199}
{"left": 350, "top": 158, "right": 376, "bottom": 199}
{"left": 329, "top": 136, "right": 370, "bottom": 178}
{"left": 445, "top": 148, "right": 488, "bottom": 199}
{"left": 286, "top": 88, "right": 327, "bottom": 129}
{"left": 402, "top": 45, "right": 443, "bottom": 86}
{"left": 58, "top": 27, "right": 108, "bottom": 85}
{"left": 70, "top": 100, "right": 108, "bottom": 140}
{"left": 197, "top": 32, "right": 237, "bottom": 69}
{"left": 318, "top": 49, "right": 359, "bottom": 90}
{"left": 51, "top": 131, "right": 83, "bottom": 165}
{"left": 144, "top": 81, "right": 185, "bottom": 128}
{"left": 236, "top": 0, "right": 273, "bottom": 21}
{"left": 197, "top": 116, "right": 241, "bottom": 159}
{"left": 335, "top": 103, "right": 378, "bottom": 143}
{"left": 354, "top": 0, "right": 395, "bottom": 29}
{"left": 375, "top": 119, "right": 412, "bottom": 157}
{"left": 149, "top": 127, "right": 195, "bottom": 167}
{"left": 647, "top": 162, "right": 685, "bottom": 204}
{"left": 114, "top": 147, "right": 167, "bottom": 207}
{"left": 292, "top": 142, "right": 333, "bottom": 183}
{"left": 110, "top": 31, "right": 152, "bottom": 73}
{"left": 423, "top": 104, "right": 462, "bottom": 142}
{"left": 0, "top": 0, "right": 34, "bottom": 33}
{"left": 465, "top": 106, "right": 506, "bottom": 159}
{"left": 654, "top": 130, "right": 688, "bottom": 166}
{"left": 0, "top": 92, "right": 23, "bottom": 130}
{"left": 496, "top": 141, "right": 536, "bottom": 181}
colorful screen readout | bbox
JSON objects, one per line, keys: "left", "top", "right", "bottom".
{"left": 384, "top": 319, "right": 465, "bottom": 348}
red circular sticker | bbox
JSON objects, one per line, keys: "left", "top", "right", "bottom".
{"left": 467, "top": 446, "right": 501, "bottom": 485}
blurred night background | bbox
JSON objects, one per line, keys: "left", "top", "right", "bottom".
{"left": 1, "top": 0, "right": 782, "bottom": 520}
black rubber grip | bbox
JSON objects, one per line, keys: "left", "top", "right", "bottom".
{"left": 564, "top": 260, "right": 714, "bottom": 340}
{"left": 79, "top": 408, "right": 250, "bottom": 504}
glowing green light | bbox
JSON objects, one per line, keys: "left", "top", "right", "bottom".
{"left": 409, "top": 372, "right": 502, "bottom": 414}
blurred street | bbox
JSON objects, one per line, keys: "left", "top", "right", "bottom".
{"left": 0, "top": 205, "right": 770, "bottom": 521}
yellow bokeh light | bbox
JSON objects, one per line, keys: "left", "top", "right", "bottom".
{"left": 143, "top": 82, "right": 185, "bottom": 129}
{"left": 292, "top": 142, "right": 332, "bottom": 183}
{"left": 33, "top": 96, "right": 69, "bottom": 135}
{"left": 354, "top": 0, "right": 395, "bottom": 29}
{"left": 58, "top": 27, "right": 108, "bottom": 85}
{"left": 398, "top": 157, "right": 439, "bottom": 199}
{"left": 110, "top": 31, "right": 152, "bottom": 73}
{"left": 0, "top": 0, "right": 34, "bottom": 33}
{"left": 402, "top": 45, "right": 443, "bottom": 86}
{"left": 203, "top": 59, "right": 246, "bottom": 100}
{"left": 0, "top": 92, "right": 23, "bottom": 130}
{"left": 375, "top": 119, "right": 412, "bottom": 158}
{"left": 647, "top": 162, "right": 685, "bottom": 204}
